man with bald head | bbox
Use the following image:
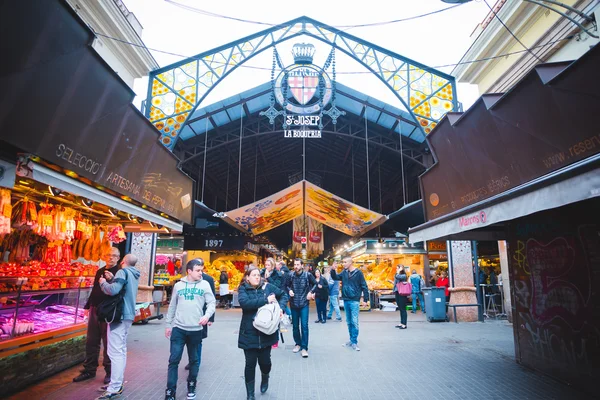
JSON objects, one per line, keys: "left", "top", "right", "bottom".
{"left": 74, "top": 246, "right": 121, "bottom": 384}
{"left": 97, "top": 253, "right": 140, "bottom": 399}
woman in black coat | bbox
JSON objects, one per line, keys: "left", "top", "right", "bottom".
{"left": 390, "top": 265, "right": 409, "bottom": 329}
{"left": 313, "top": 268, "right": 329, "bottom": 323}
{"left": 238, "top": 266, "right": 288, "bottom": 400}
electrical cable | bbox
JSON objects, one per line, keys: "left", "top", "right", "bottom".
{"left": 482, "top": 0, "right": 543, "bottom": 63}
{"left": 164, "top": 0, "right": 463, "bottom": 30}
{"left": 91, "top": 29, "right": 574, "bottom": 74}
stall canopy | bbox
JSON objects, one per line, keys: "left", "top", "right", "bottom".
{"left": 408, "top": 43, "right": 600, "bottom": 243}
{"left": 223, "top": 180, "right": 387, "bottom": 236}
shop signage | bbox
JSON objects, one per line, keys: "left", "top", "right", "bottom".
{"left": 184, "top": 235, "right": 246, "bottom": 251}
{"left": 427, "top": 241, "right": 447, "bottom": 252}
{"left": 419, "top": 65, "right": 600, "bottom": 223}
{"left": 366, "top": 239, "right": 407, "bottom": 250}
{"left": 458, "top": 210, "right": 488, "bottom": 229}
{"left": 157, "top": 238, "right": 183, "bottom": 249}
{"left": 245, "top": 242, "right": 261, "bottom": 253}
{"left": 0, "top": 14, "right": 194, "bottom": 224}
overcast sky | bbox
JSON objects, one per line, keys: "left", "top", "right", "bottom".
{"left": 124, "top": 0, "right": 490, "bottom": 113}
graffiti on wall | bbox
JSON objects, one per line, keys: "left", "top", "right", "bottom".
{"left": 508, "top": 199, "right": 600, "bottom": 394}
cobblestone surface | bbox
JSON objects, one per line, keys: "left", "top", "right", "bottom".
{"left": 8, "top": 307, "right": 587, "bottom": 400}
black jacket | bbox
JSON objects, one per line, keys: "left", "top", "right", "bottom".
{"left": 85, "top": 265, "right": 120, "bottom": 309}
{"left": 313, "top": 276, "right": 329, "bottom": 300}
{"left": 264, "top": 269, "right": 286, "bottom": 291}
{"left": 331, "top": 268, "right": 369, "bottom": 302}
{"left": 285, "top": 271, "right": 317, "bottom": 309}
{"left": 237, "top": 281, "right": 288, "bottom": 350}
{"left": 202, "top": 273, "right": 215, "bottom": 338}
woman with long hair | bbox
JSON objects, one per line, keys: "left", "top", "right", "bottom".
{"left": 391, "top": 265, "right": 408, "bottom": 329}
{"left": 313, "top": 268, "right": 329, "bottom": 323}
{"left": 238, "top": 266, "right": 288, "bottom": 400}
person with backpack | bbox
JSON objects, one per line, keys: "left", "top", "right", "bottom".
{"left": 392, "top": 265, "right": 409, "bottom": 330}
{"left": 409, "top": 269, "right": 426, "bottom": 314}
{"left": 238, "top": 266, "right": 288, "bottom": 400}
{"left": 330, "top": 257, "right": 370, "bottom": 351}
{"left": 163, "top": 258, "right": 216, "bottom": 400}
{"left": 96, "top": 254, "right": 140, "bottom": 399}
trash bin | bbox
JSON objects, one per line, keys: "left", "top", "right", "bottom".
{"left": 423, "top": 287, "right": 448, "bottom": 322}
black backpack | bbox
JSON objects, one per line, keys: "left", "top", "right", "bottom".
{"left": 96, "top": 269, "right": 129, "bottom": 324}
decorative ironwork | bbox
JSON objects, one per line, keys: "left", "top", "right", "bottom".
{"left": 146, "top": 16, "right": 457, "bottom": 150}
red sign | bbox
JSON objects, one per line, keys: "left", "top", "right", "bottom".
{"left": 309, "top": 232, "right": 322, "bottom": 243}
{"left": 300, "top": 237, "right": 307, "bottom": 244}
{"left": 293, "top": 231, "right": 305, "bottom": 243}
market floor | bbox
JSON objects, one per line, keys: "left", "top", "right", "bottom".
{"left": 8, "top": 308, "right": 587, "bottom": 400}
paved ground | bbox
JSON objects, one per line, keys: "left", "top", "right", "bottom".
{"left": 8, "top": 306, "right": 588, "bottom": 400}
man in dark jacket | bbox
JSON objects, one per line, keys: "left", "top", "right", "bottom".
{"left": 185, "top": 258, "right": 215, "bottom": 371}
{"left": 331, "top": 256, "right": 369, "bottom": 351}
{"left": 285, "top": 258, "right": 317, "bottom": 358}
{"left": 73, "top": 247, "right": 121, "bottom": 384}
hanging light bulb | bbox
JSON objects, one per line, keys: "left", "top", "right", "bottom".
{"left": 81, "top": 198, "right": 94, "bottom": 208}
{"left": 108, "top": 208, "right": 119, "bottom": 217}
{"left": 48, "top": 186, "right": 62, "bottom": 196}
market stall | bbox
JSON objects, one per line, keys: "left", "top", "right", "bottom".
{"left": 339, "top": 238, "right": 427, "bottom": 310}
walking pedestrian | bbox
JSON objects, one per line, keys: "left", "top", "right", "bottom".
{"left": 219, "top": 268, "right": 230, "bottom": 308}
{"left": 263, "top": 257, "right": 285, "bottom": 348}
{"left": 324, "top": 264, "right": 342, "bottom": 321}
{"left": 313, "top": 268, "right": 329, "bottom": 323}
{"left": 437, "top": 270, "right": 451, "bottom": 312}
{"left": 163, "top": 258, "right": 216, "bottom": 400}
{"left": 409, "top": 269, "right": 426, "bottom": 314}
{"left": 275, "top": 260, "right": 291, "bottom": 317}
{"left": 392, "top": 266, "right": 409, "bottom": 329}
{"left": 73, "top": 247, "right": 120, "bottom": 384}
{"left": 238, "top": 266, "right": 288, "bottom": 400}
{"left": 184, "top": 259, "right": 215, "bottom": 370}
{"left": 330, "top": 256, "right": 369, "bottom": 351}
{"left": 286, "top": 258, "right": 317, "bottom": 358}
{"left": 276, "top": 260, "right": 290, "bottom": 275}
{"left": 96, "top": 254, "right": 140, "bottom": 399}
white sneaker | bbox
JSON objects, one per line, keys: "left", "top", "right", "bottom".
{"left": 292, "top": 345, "right": 301, "bottom": 353}
{"left": 342, "top": 341, "right": 352, "bottom": 347}
{"left": 351, "top": 343, "right": 360, "bottom": 351}
{"left": 301, "top": 349, "right": 308, "bottom": 358}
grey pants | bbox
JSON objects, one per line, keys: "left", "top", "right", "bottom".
{"left": 107, "top": 320, "right": 133, "bottom": 393}
{"left": 82, "top": 306, "right": 111, "bottom": 374}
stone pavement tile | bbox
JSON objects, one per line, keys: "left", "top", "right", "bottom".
{"left": 6, "top": 309, "right": 591, "bottom": 400}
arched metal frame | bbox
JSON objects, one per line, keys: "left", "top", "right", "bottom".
{"left": 146, "top": 16, "right": 458, "bottom": 150}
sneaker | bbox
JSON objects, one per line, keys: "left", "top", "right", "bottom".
{"left": 321, "top": 320, "right": 326, "bottom": 324}
{"left": 352, "top": 343, "right": 360, "bottom": 351}
{"left": 314, "top": 319, "right": 321, "bottom": 323}
{"left": 342, "top": 341, "right": 352, "bottom": 347}
{"left": 165, "top": 388, "right": 176, "bottom": 400}
{"left": 336, "top": 318, "right": 342, "bottom": 322}
{"left": 301, "top": 349, "right": 308, "bottom": 358}
{"left": 326, "top": 316, "right": 332, "bottom": 320}
{"left": 187, "top": 380, "right": 197, "bottom": 399}
{"left": 292, "top": 345, "right": 301, "bottom": 353}
{"left": 73, "top": 371, "right": 95, "bottom": 382}
{"left": 96, "top": 386, "right": 123, "bottom": 400}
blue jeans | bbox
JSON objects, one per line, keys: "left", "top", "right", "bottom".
{"left": 291, "top": 305, "right": 309, "bottom": 350}
{"left": 167, "top": 328, "right": 202, "bottom": 391}
{"left": 344, "top": 300, "right": 360, "bottom": 345}
{"left": 327, "top": 295, "right": 341, "bottom": 319}
{"left": 412, "top": 292, "right": 426, "bottom": 312}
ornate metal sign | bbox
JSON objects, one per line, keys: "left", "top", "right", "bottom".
{"left": 261, "top": 43, "right": 345, "bottom": 138}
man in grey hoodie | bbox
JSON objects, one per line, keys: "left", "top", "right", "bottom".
{"left": 96, "top": 253, "right": 140, "bottom": 399}
{"left": 164, "top": 258, "right": 216, "bottom": 400}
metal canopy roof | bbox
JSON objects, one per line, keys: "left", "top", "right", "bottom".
{"left": 178, "top": 81, "right": 422, "bottom": 144}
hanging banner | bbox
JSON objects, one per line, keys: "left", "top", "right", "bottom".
{"left": 292, "top": 216, "right": 305, "bottom": 254}
{"left": 224, "top": 181, "right": 303, "bottom": 235}
{"left": 307, "top": 217, "right": 324, "bottom": 258}
{"left": 304, "top": 181, "right": 387, "bottom": 236}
